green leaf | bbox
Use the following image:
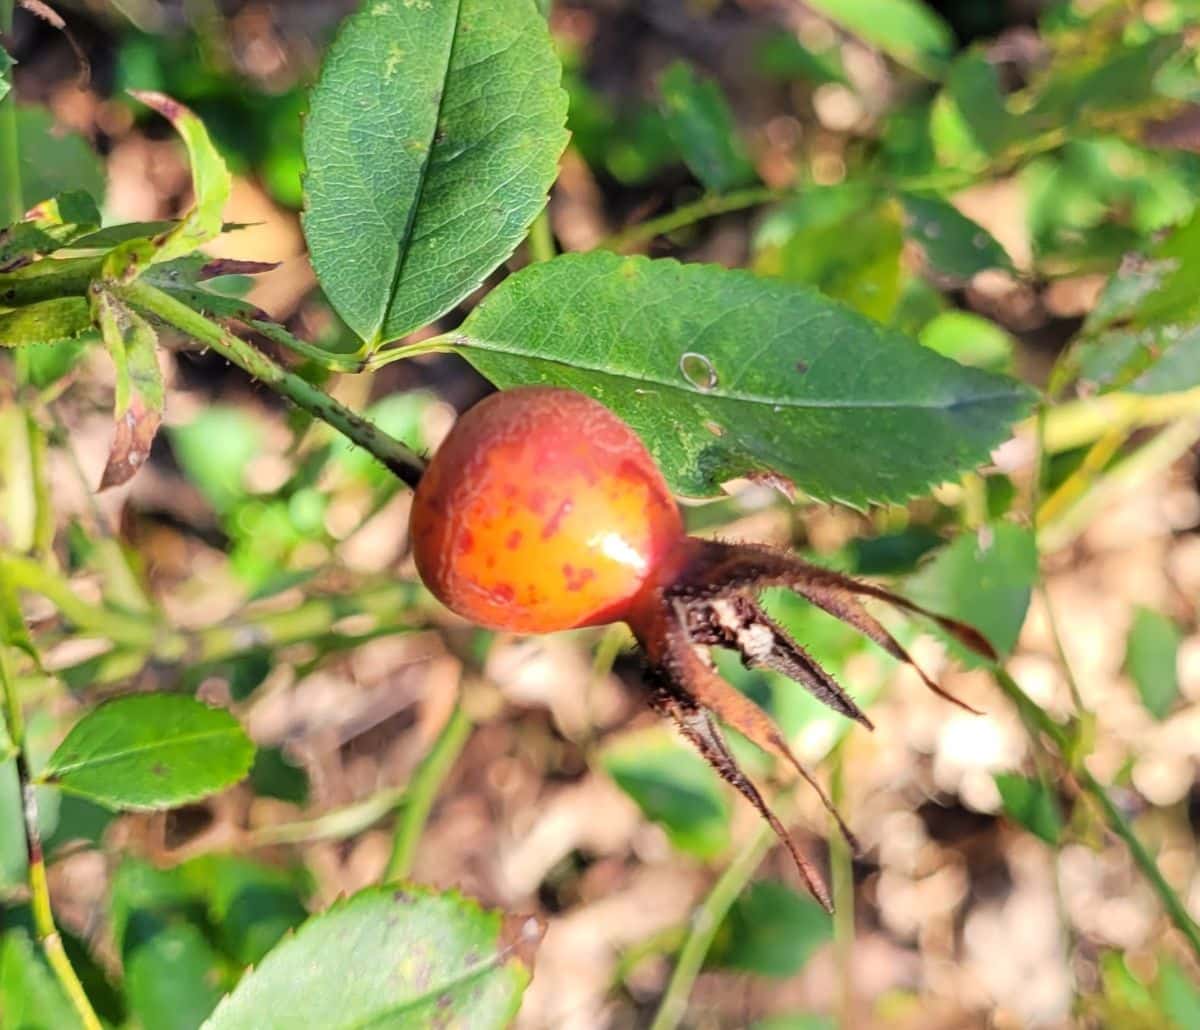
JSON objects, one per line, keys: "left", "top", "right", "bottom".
{"left": 202, "top": 886, "right": 536, "bottom": 1029}
{"left": 804, "top": 0, "right": 955, "bottom": 78}
{"left": 920, "top": 310, "right": 1014, "bottom": 373}
{"left": 0, "top": 107, "right": 105, "bottom": 210}
{"left": 658, "top": 61, "right": 757, "bottom": 193}
{"left": 1125, "top": 606, "right": 1182, "bottom": 721}
{"left": 993, "top": 772, "right": 1063, "bottom": 845}
{"left": 906, "top": 522, "right": 1037, "bottom": 664}
{"left": 66, "top": 220, "right": 178, "bottom": 249}
{"left": 249, "top": 746, "right": 310, "bottom": 804}
{"left": 601, "top": 727, "right": 730, "bottom": 858}
{"left": 900, "top": 193, "right": 1013, "bottom": 279}
{"left": 302, "top": 0, "right": 569, "bottom": 348}
{"left": 0, "top": 297, "right": 92, "bottom": 347}
{"left": 178, "top": 855, "right": 308, "bottom": 967}
{"left": 754, "top": 30, "right": 846, "bottom": 85}
{"left": 930, "top": 51, "right": 1019, "bottom": 170}
{"left": 14, "top": 336, "right": 94, "bottom": 389}
{"left": 110, "top": 858, "right": 228, "bottom": 1030}
{"left": 754, "top": 185, "right": 904, "bottom": 321}
{"left": 0, "top": 929, "right": 83, "bottom": 1030}
{"left": 40, "top": 694, "right": 254, "bottom": 810}
{"left": 709, "top": 880, "right": 831, "bottom": 977}
{"left": 752, "top": 1017, "right": 835, "bottom": 1030}
{"left": 124, "top": 91, "right": 231, "bottom": 270}
{"left": 456, "top": 251, "right": 1035, "bottom": 505}
{"left": 169, "top": 407, "right": 263, "bottom": 515}
{"left": 1, "top": 190, "right": 103, "bottom": 263}
{"left": 0, "top": 47, "right": 11, "bottom": 104}
{"left": 92, "top": 289, "right": 165, "bottom": 490}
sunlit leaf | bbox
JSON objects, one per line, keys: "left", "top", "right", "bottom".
{"left": 203, "top": 886, "right": 537, "bottom": 1029}
{"left": 40, "top": 694, "right": 254, "bottom": 810}
{"left": 456, "top": 251, "right": 1034, "bottom": 505}
{"left": 920, "top": 310, "right": 1014, "bottom": 373}
{"left": 302, "top": 0, "right": 569, "bottom": 348}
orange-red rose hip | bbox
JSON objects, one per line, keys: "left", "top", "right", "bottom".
{"left": 410, "top": 386, "right": 684, "bottom": 633}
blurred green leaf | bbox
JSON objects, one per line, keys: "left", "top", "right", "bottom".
{"left": 42, "top": 794, "right": 115, "bottom": 858}
{"left": 179, "top": 855, "right": 308, "bottom": 968}
{"left": 920, "top": 310, "right": 1014, "bottom": 373}
{"left": 0, "top": 298, "right": 92, "bottom": 348}
{"left": 0, "top": 107, "right": 104, "bottom": 210}
{"left": 0, "top": 47, "right": 11, "bottom": 104}
{"left": 755, "top": 186, "right": 904, "bottom": 321}
{"left": 658, "top": 61, "right": 757, "bottom": 193}
{"left": 110, "top": 858, "right": 228, "bottom": 1030}
{"left": 249, "top": 746, "right": 309, "bottom": 806}
{"left": 14, "top": 336, "right": 93, "bottom": 390}
{"left": 458, "top": 251, "right": 1034, "bottom": 506}
{"left": 754, "top": 30, "right": 846, "bottom": 85}
{"left": 303, "top": 0, "right": 568, "bottom": 348}
{"left": 993, "top": 772, "right": 1063, "bottom": 845}
{"left": 335, "top": 390, "right": 437, "bottom": 486}
{"left": 907, "top": 523, "right": 1037, "bottom": 664}
{"left": 1160, "top": 959, "right": 1200, "bottom": 1028}
{"left": 202, "top": 886, "right": 534, "bottom": 1029}
{"left": 805, "top": 0, "right": 954, "bottom": 78}
{"left": 709, "top": 880, "right": 831, "bottom": 977}
{"left": 1125, "top": 606, "right": 1182, "bottom": 721}
{"left": 930, "top": 51, "right": 1019, "bottom": 171}
{"left": 41, "top": 694, "right": 254, "bottom": 810}
{"left": 847, "top": 525, "right": 943, "bottom": 575}
{"left": 752, "top": 1017, "right": 835, "bottom": 1030}
{"left": 170, "top": 407, "right": 263, "bottom": 515}
{"left": 602, "top": 727, "right": 730, "bottom": 857}
{"left": 0, "top": 713, "right": 60, "bottom": 889}
{"left": 0, "top": 929, "right": 82, "bottom": 1030}
{"left": 900, "top": 194, "right": 1012, "bottom": 279}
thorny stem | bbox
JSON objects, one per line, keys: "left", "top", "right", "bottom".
{"left": 830, "top": 744, "right": 855, "bottom": 1028}
{"left": 385, "top": 702, "right": 472, "bottom": 881}
{"left": 113, "top": 279, "right": 429, "bottom": 489}
{"left": 649, "top": 821, "right": 775, "bottom": 1030}
{"left": 0, "top": 642, "right": 102, "bottom": 1030}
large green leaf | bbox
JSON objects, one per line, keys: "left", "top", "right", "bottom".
{"left": 804, "top": 0, "right": 954, "bottom": 79}
{"left": 455, "top": 251, "right": 1034, "bottom": 505}
{"left": 601, "top": 727, "right": 730, "bottom": 858}
{"left": 1125, "top": 606, "right": 1182, "bottom": 721}
{"left": 40, "top": 694, "right": 254, "bottom": 810}
{"left": 658, "top": 61, "right": 757, "bottom": 193}
{"left": 203, "top": 886, "right": 536, "bottom": 1029}
{"left": 302, "top": 0, "right": 569, "bottom": 348}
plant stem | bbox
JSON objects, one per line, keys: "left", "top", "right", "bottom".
{"left": 830, "top": 746, "right": 855, "bottom": 1028}
{"left": 527, "top": 208, "right": 556, "bottom": 263}
{"left": 1036, "top": 423, "right": 1128, "bottom": 527}
{"left": 0, "top": 643, "right": 102, "bottom": 1030}
{"left": 600, "top": 186, "right": 784, "bottom": 252}
{"left": 649, "top": 823, "right": 774, "bottom": 1030}
{"left": 990, "top": 665, "right": 1200, "bottom": 960}
{"left": 0, "top": 92, "right": 19, "bottom": 225}
{"left": 385, "top": 702, "right": 472, "bottom": 881}
{"left": 115, "top": 279, "right": 428, "bottom": 489}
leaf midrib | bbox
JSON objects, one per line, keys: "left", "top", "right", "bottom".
{"left": 455, "top": 332, "right": 1029, "bottom": 413}
{"left": 45, "top": 727, "right": 242, "bottom": 779}
{"left": 375, "top": 0, "right": 464, "bottom": 347}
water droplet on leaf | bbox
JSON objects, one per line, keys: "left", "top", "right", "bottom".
{"left": 679, "top": 352, "right": 718, "bottom": 392}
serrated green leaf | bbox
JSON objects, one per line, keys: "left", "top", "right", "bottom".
{"left": 202, "top": 886, "right": 534, "bottom": 1029}
{"left": 906, "top": 522, "right": 1036, "bottom": 664}
{"left": 710, "top": 880, "right": 831, "bottom": 977}
{"left": 302, "top": 0, "right": 569, "bottom": 348}
{"left": 805, "top": 0, "right": 954, "bottom": 79}
{"left": 993, "top": 772, "right": 1063, "bottom": 845}
{"left": 455, "top": 251, "right": 1035, "bottom": 505}
{"left": 117, "top": 91, "right": 231, "bottom": 274}
{"left": 40, "top": 694, "right": 254, "bottom": 810}
{"left": 0, "top": 297, "right": 91, "bottom": 347}
{"left": 0, "top": 107, "right": 105, "bottom": 211}
{"left": 602, "top": 727, "right": 730, "bottom": 858}
{"left": 658, "top": 61, "right": 757, "bottom": 193}
{"left": 92, "top": 289, "right": 164, "bottom": 489}
{"left": 1125, "top": 606, "right": 1181, "bottom": 721}
{"left": 900, "top": 193, "right": 1013, "bottom": 278}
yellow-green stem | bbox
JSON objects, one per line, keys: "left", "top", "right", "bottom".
{"left": 600, "top": 186, "right": 784, "bottom": 252}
